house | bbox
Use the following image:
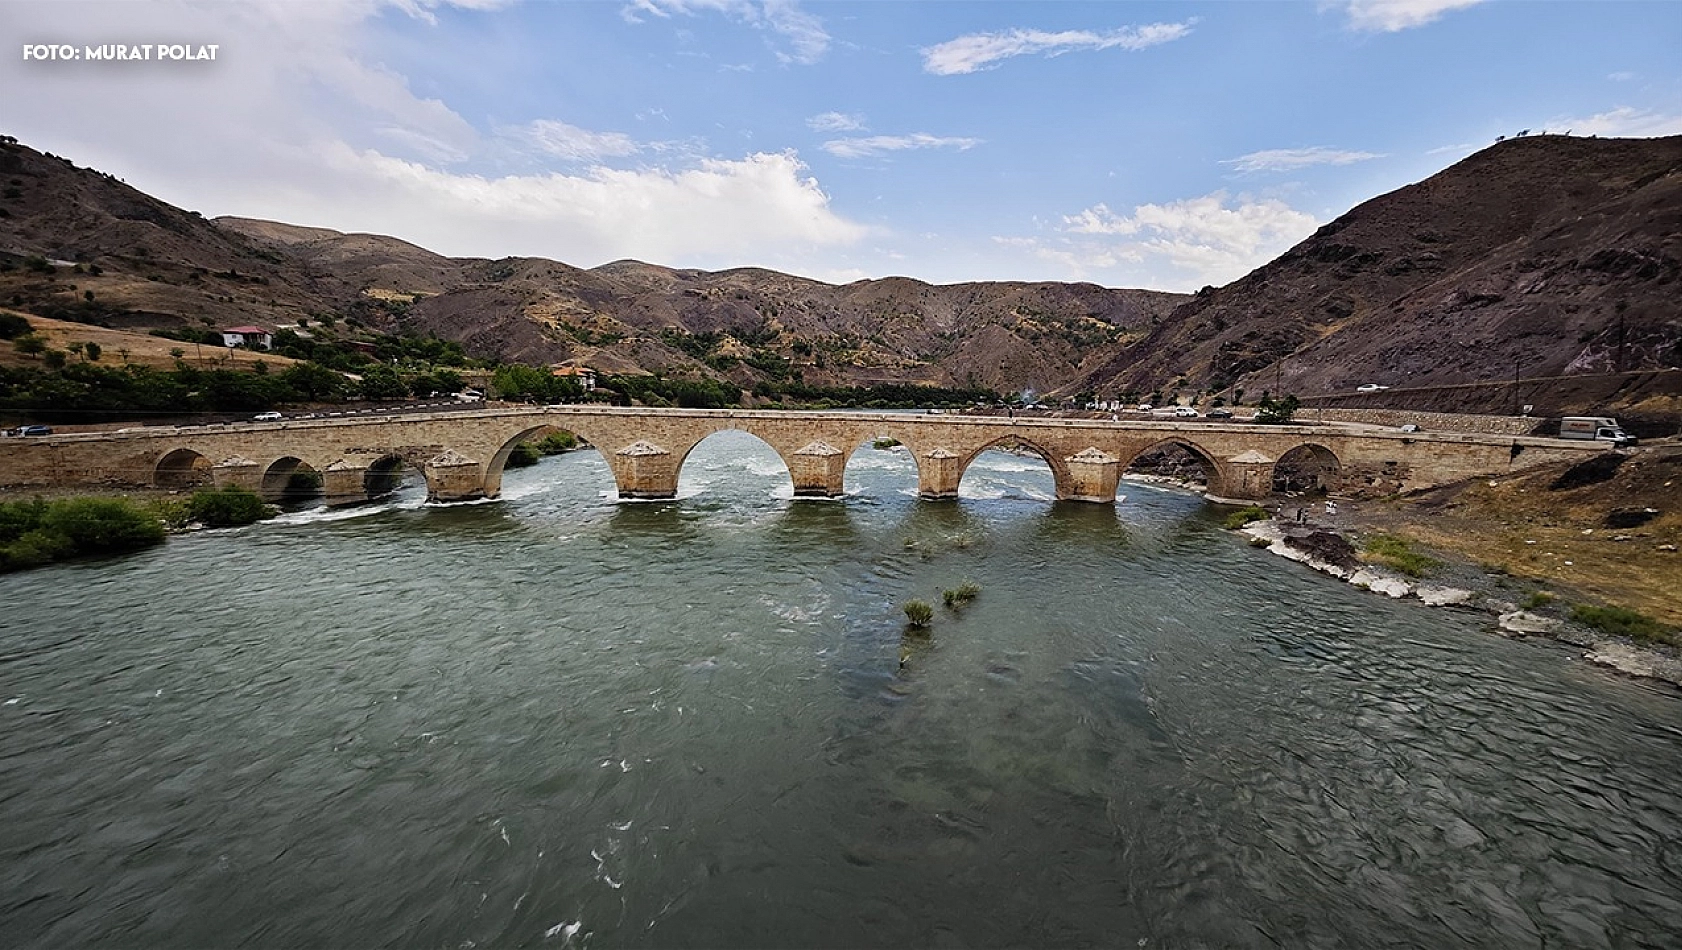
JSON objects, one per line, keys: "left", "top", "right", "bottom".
{"left": 220, "top": 326, "right": 273, "bottom": 350}
{"left": 550, "top": 364, "right": 598, "bottom": 391}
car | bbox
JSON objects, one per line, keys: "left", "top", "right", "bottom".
{"left": 1135, "top": 404, "right": 1152, "bottom": 412}
{"left": 1356, "top": 384, "right": 1390, "bottom": 393}
{"left": 17, "top": 424, "right": 53, "bottom": 436}
{"left": 1173, "top": 407, "right": 1199, "bottom": 417}
{"left": 1205, "top": 407, "right": 1234, "bottom": 419}
{"left": 1399, "top": 423, "right": 1421, "bottom": 433}
{"left": 252, "top": 411, "right": 283, "bottom": 422}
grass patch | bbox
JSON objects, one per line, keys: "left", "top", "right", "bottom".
{"left": 1569, "top": 603, "right": 1676, "bottom": 645}
{"left": 1222, "top": 505, "right": 1271, "bottom": 530}
{"left": 903, "top": 599, "right": 933, "bottom": 628}
{"left": 1523, "top": 590, "right": 1555, "bottom": 610}
{"left": 942, "top": 580, "right": 981, "bottom": 608}
{"left": 1361, "top": 533, "right": 1440, "bottom": 578}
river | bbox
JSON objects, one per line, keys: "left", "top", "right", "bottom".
{"left": 2, "top": 430, "right": 1680, "bottom": 948}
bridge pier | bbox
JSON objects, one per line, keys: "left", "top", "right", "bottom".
{"left": 425, "top": 449, "right": 489, "bottom": 503}
{"left": 1206, "top": 450, "right": 1276, "bottom": 503}
{"left": 212, "top": 456, "right": 261, "bottom": 493}
{"left": 1062, "top": 447, "right": 1121, "bottom": 503}
{"left": 789, "top": 440, "right": 847, "bottom": 497}
{"left": 321, "top": 459, "right": 372, "bottom": 506}
{"left": 917, "top": 447, "right": 963, "bottom": 500}
{"left": 612, "top": 440, "right": 679, "bottom": 500}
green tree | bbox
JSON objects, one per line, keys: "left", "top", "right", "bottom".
{"left": 83, "top": 341, "right": 101, "bottom": 362}
{"left": 280, "top": 362, "right": 347, "bottom": 401}
{"left": 358, "top": 365, "right": 409, "bottom": 401}
{"left": 0, "top": 313, "right": 31, "bottom": 339}
{"left": 1254, "top": 394, "right": 1300, "bottom": 425}
{"left": 13, "top": 333, "right": 47, "bottom": 356}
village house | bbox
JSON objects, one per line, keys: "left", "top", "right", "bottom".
{"left": 220, "top": 326, "right": 273, "bottom": 350}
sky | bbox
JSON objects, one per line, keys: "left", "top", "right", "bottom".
{"left": 5, "top": 0, "right": 1681, "bottom": 292}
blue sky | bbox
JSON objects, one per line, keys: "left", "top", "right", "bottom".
{"left": 6, "top": 1, "right": 1681, "bottom": 291}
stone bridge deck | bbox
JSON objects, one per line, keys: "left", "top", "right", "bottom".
{"left": 0, "top": 406, "right": 1611, "bottom": 506}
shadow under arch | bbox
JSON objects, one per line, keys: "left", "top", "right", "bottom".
{"left": 483, "top": 423, "right": 612, "bottom": 498}
{"left": 955, "top": 435, "right": 1063, "bottom": 502}
{"left": 1273, "top": 443, "right": 1342, "bottom": 494}
{"left": 673, "top": 428, "right": 793, "bottom": 500}
{"left": 155, "top": 447, "right": 212, "bottom": 489}
{"left": 1122, "top": 438, "right": 1220, "bottom": 494}
{"left": 364, "top": 453, "right": 427, "bottom": 499}
{"left": 260, "top": 456, "right": 323, "bottom": 504}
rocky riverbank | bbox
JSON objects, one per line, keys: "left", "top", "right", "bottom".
{"left": 1236, "top": 501, "right": 1682, "bottom": 689}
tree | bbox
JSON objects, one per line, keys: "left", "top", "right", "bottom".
{"left": 281, "top": 362, "right": 347, "bottom": 402}
{"left": 1254, "top": 394, "right": 1300, "bottom": 425}
{"left": 13, "top": 333, "right": 47, "bottom": 356}
{"left": 187, "top": 486, "right": 275, "bottom": 527}
{"left": 83, "top": 341, "right": 101, "bottom": 362}
{"left": 358, "top": 365, "right": 409, "bottom": 401}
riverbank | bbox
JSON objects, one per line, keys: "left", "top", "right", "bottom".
{"left": 1233, "top": 457, "right": 1682, "bottom": 688}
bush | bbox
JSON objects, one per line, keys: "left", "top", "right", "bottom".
{"left": 1361, "top": 533, "right": 1440, "bottom": 577}
{"left": 0, "top": 312, "right": 31, "bottom": 339}
{"left": 0, "top": 496, "right": 165, "bottom": 571}
{"left": 1223, "top": 505, "right": 1271, "bottom": 529}
{"left": 187, "top": 486, "right": 276, "bottom": 527}
{"left": 535, "top": 431, "right": 577, "bottom": 454}
{"left": 506, "top": 441, "right": 541, "bottom": 468}
{"left": 903, "top": 599, "right": 933, "bottom": 628}
{"left": 1569, "top": 604, "right": 1675, "bottom": 645}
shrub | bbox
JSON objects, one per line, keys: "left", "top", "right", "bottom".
{"left": 506, "top": 441, "right": 541, "bottom": 467}
{"left": 902, "top": 599, "right": 933, "bottom": 628}
{"left": 943, "top": 580, "right": 981, "bottom": 608}
{"left": 187, "top": 486, "right": 276, "bottom": 527}
{"left": 0, "top": 312, "right": 31, "bottom": 339}
{"left": 1523, "top": 590, "right": 1555, "bottom": 610}
{"left": 1223, "top": 505, "right": 1271, "bottom": 530}
{"left": 0, "top": 496, "right": 166, "bottom": 571}
{"left": 1361, "top": 533, "right": 1440, "bottom": 578}
{"left": 1569, "top": 604, "right": 1675, "bottom": 645}
{"left": 535, "top": 431, "right": 577, "bottom": 454}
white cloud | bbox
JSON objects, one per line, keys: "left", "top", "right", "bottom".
{"left": 1546, "top": 106, "right": 1682, "bottom": 138}
{"left": 506, "top": 119, "right": 641, "bottom": 162}
{"left": 2, "top": 0, "right": 864, "bottom": 275}
{"left": 1608, "top": 71, "right": 1635, "bottom": 82}
{"left": 1223, "top": 147, "right": 1385, "bottom": 173}
{"left": 821, "top": 134, "right": 982, "bottom": 159}
{"left": 1042, "top": 191, "right": 1318, "bottom": 290}
{"left": 622, "top": 0, "right": 830, "bottom": 64}
{"left": 921, "top": 22, "right": 1195, "bottom": 76}
{"left": 808, "top": 111, "right": 866, "bottom": 133}
{"left": 1338, "top": 0, "right": 1488, "bottom": 32}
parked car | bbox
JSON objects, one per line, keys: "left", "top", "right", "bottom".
{"left": 252, "top": 411, "right": 283, "bottom": 422}
{"left": 16, "top": 424, "right": 53, "bottom": 436}
{"left": 1357, "top": 384, "right": 1390, "bottom": 393}
{"left": 1173, "top": 406, "right": 1199, "bottom": 417}
{"left": 1399, "top": 423, "right": 1421, "bottom": 433}
{"left": 1205, "top": 408, "right": 1234, "bottom": 419}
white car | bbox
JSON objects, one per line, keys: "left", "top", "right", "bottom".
{"left": 1356, "top": 384, "right": 1390, "bottom": 393}
{"left": 252, "top": 411, "right": 283, "bottom": 422}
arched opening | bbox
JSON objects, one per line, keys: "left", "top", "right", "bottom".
{"left": 675, "top": 429, "right": 793, "bottom": 501}
{"left": 365, "top": 454, "right": 425, "bottom": 499}
{"left": 957, "top": 437, "right": 1057, "bottom": 502}
{"left": 155, "top": 448, "right": 212, "bottom": 490}
{"left": 842, "top": 433, "right": 918, "bottom": 499}
{"left": 1123, "top": 440, "right": 1217, "bottom": 492}
{"left": 485, "top": 424, "right": 612, "bottom": 502}
{"left": 260, "top": 457, "right": 324, "bottom": 504}
{"left": 1273, "top": 444, "right": 1341, "bottom": 495}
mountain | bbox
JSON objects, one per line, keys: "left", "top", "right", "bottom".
{"left": 1075, "top": 135, "right": 1682, "bottom": 407}
{"left": 0, "top": 136, "right": 1182, "bottom": 395}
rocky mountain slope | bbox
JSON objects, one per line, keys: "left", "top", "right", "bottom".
{"left": 0, "top": 136, "right": 1182, "bottom": 394}
{"left": 1076, "top": 135, "right": 1682, "bottom": 407}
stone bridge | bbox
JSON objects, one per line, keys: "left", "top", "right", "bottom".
{"left": 0, "top": 406, "right": 1611, "bottom": 506}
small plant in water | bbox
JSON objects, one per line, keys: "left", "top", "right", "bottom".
{"left": 942, "top": 580, "right": 982, "bottom": 609}
{"left": 903, "top": 599, "right": 934, "bottom": 628}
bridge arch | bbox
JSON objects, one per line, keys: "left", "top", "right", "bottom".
{"left": 673, "top": 428, "right": 794, "bottom": 499}
{"left": 155, "top": 448, "right": 213, "bottom": 490}
{"left": 956, "top": 435, "right": 1065, "bottom": 502}
{"left": 483, "top": 424, "right": 609, "bottom": 498}
{"left": 1273, "top": 443, "right": 1341, "bottom": 495}
{"left": 1122, "top": 438, "right": 1221, "bottom": 494}
{"left": 260, "top": 457, "right": 324, "bottom": 503}
{"left": 364, "top": 453, "right": 427, "bottom": 500}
